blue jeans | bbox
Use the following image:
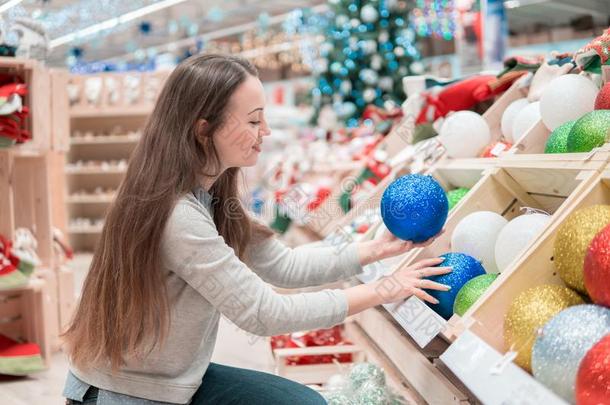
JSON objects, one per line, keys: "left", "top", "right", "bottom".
{"left": 65, "top": 363, "right": 326, "bottom": 405}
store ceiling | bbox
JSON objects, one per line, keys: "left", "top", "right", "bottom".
{"left": 9, "top": 0, "right": 325, "bottom": 66}
{"left": 4, "top": 0, "right": 609, "bottom": 67}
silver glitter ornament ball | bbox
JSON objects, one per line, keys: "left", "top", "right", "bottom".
{"left": 354, "top": 380, "right": 389, "bottom": 405}
{"left": 532, "top": 304, "right": 610, "bottom": 403}
{"left": 349, "top": 363, "right": 386, "bottom": 390}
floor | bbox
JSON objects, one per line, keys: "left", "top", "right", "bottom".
{"left": 0, "top": 254, "right": 275, "bottom": 405}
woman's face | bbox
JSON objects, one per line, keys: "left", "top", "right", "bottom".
{"left": 213, "top": 75, "right": 271, "bottom": 168}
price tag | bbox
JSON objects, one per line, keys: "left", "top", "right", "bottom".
{"left": 440, "top": 330, "right": 567, "bottom": 405}
{"left": 384, "top": 296, "right": 447, "bottom": 348}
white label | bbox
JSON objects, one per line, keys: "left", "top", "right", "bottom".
{"left": 383, "top": 296, "right": 447, "bottom": 348}
{"left": 440, "top": 330, "right": 567, "bottom": 405}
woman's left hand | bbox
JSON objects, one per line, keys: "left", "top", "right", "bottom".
{"left": 356, "top": 228, "right": 443, "bottom": 266}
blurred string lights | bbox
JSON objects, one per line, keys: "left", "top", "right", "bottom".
{"left": 410, "top": 0, "right": 457, "bottom": 40}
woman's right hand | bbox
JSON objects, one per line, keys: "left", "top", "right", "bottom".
{"left": 345, "top": 257, "right": 453, "bottom": 316}
{"left": 374, "top": 257, "right": 452, "bottom": 305}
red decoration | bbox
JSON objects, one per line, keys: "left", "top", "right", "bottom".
{"left": 306, "top": 187, "right": 331, "bottom": 211}
{"left": 480, "top": 141, "right": 512, "bottom": 158}
{"left": 270, "top": 326, "right": 353, "bottom": 366}
{"left": 576, "top": 334, "right": 610, "bottom": 405}
{"left": 594, "top": 83, "right": 610, "bottom": 110}
{"left": 584, "top": 223, "right": 610, "bottom": 307}
{"left": 415, "top": 75, "right": 497, "bottom": 124}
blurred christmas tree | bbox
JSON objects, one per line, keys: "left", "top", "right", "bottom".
{"left": 312, "top": 0, "right": 421, "bottom": 127}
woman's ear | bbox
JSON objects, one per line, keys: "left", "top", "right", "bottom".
{"left": 195, "top": 119, "right": 210, "bottom": 143}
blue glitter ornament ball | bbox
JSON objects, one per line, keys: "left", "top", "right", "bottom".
{"left": 380, "top": 174, "right": 448, "bottom": 242}
{"left": 426, "top": 253, "right": 486, "bottom": 319}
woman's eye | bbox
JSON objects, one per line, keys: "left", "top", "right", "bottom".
{"left": 249, "top": 121, "right": 261, "bottom": 125}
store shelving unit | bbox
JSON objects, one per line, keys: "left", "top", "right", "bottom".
{"left": 0, "top": 59, "right": 72, "bottom": 365}
{"left": 66, "top": 71, "right": 168, "bottom": 252}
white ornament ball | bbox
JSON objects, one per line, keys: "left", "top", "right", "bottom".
{"left": 451, "top": 211, "right": 508, "bottom": 273}
{"left": 512, "top": 101, "right": 541, "bottom": 142}
{"left": 371, "top": 55, "right": 382, "bottom": 71}
{"left": 439, "top": 111, "right": 491, "bottom": 158}
{"left": 379, "top": 76, "right": 393, "bottom": 91}
{"left": 335, "top": 15, "right": 349, "bottom": 27}
{"left": 539, "top": 75, "right": 598, "bottom": 131}
{"left": 361, "top": 4, "right": 379, "bottom": 23}
{"left": 494, "top": 213, "right": 551, "bottom": 272}
{"left": 501, "top": 98, "right": 529, "bottom": 142}
{"left": 363, "top": 88, "right": 376, "bottom": 103}
{"left": 350, "top": 19, "right": 360, "bottom": 29}
{"left": 379, "top": 31, "right": 390, "bottom": 43}
{"left": 394, "top": 46, "right": 405, "bottom": 57}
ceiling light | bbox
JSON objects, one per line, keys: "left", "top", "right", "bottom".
{"left": 0, "top": 0, "right": 24, "bottom": 14}
{"left": 50, "top": 0, "right": 189, "bottom": 48}
{"left": 504, "top": 0, "right": 521, "bottom": 8}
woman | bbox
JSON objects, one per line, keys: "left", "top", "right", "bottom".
{"left": 62, "top": 54, "right": 450, "bottom": 405}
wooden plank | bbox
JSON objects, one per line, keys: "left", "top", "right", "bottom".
{"left": 50, "top": 69, "right": 70, "bottom": 152}
{"left": 57, "top": 265, "right": 75, "bottom": 330}
{"left": 355, "top": 308, "right": 470, "bottom": 404}
{"left": 0, "top": 150, "right": 15, "bottom": 239}
{"left": 511, "top": 120, "right": 550, "bottom": 155}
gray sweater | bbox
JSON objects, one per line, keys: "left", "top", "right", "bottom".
{"left": 69, "top": 189, "right": 362, "bottom": 404}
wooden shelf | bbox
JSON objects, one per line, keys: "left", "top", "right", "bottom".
{"left": 68, "top": 224, "right": 104, "bottom": 234}
{"left": 66, "top": 167, "right": 127, "bottom": 175}
{"left": 70, "top": 106, "right": 153, "bottom": 118}
{"left": 70, "top": 135, "right": 141, "bottom": 145}
{"left": 67, "top": 195, "right": 115, "bottom": 204}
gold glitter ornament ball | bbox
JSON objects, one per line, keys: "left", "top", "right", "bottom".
{"left": 504, "top": 284, "right": 584, "bottom": 372}
{"left": 553, "top": 205, "right": 610, "bottom": 294}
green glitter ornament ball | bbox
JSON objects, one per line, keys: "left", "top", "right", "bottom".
{"left": 446, "top": 187, "right": 470, "bottom": 210}
{"left": 566, "top": 110, "right": 610, "bottom": 153}
{"left": 544, "top": 120, "right": 575, "bottom": 153}
{"left": 453, "top": 273, "right": 499, "bottom": 316}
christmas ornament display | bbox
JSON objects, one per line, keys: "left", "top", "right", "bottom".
{"left": 426, "top": 253, "right": 486, "bottom": 319}
{"left": 595, "top": 82, "right": 610, "bottom": 110}
{"left": 501, "top": 98, "right": 529, "bottom": 142}
{"left": 494, "top": 213, "right": 551, "bottom": 272}
{"left": 544, "top": 120, "right": 575, "bottom": 154}
{"left": 584, "top": 223, "right": 610, "bottom": 307}
{"left": 511, "top": 101, "right": 540, "bottom": 142}
{"left": 553, "top": 205, "right": 610, "bottom": 293}
{"left": 453, "top": 273, "right": 498, "bottom": 316}
{"left": 532, "top": 305, "right": 610, "bottom": 402}
{"left": 504, "top": 284, "right": 584, "bottom": 372}
{"left": 451, "top": 211, "right": 507, "bottom": 273}
{"left": 566, "top": 109, "right": 610, "bottom": 153}
{"left": 576, "top": 334, "right": 610, "bottom": 405}
{"left": 539, "top": 74, "right": 598, "bottom": 131}
{"left": 446, "top": 187, "right": 469, "bottom": 210}
{"left": 380, "top": 174, "right": 448, "bottom": 243}
{"left": 438, "top": 111, "right": 491, "bottom": 158}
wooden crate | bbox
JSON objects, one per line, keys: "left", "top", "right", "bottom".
{"left": 273, "top": 344, "right": 366, "bottom": 385}
{"left": 56, "top": 265, "right": 75, "bottom": 331}
{"left": 0, "top": 150, "right": 53, "bottom": 267}
{"left": 0, "top": 58, "right": 51, "bottom": 153}
{"left": 392, "top": 157, "right": 607, "bottom": 342}
{"left": 462, "top": 169, "right": 610, "bottom": 352}
{"left": 0, "top": 279, "right": 52, "bottom": 365}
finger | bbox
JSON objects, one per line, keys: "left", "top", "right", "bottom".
{"left": 412, "top": 288, "right": 439, "bottom": 304}
{"left": 419, "top": 279, "right": 451, "bottom": 291}
{"left": 412, "top": 257, "right": 445, "bottom": 269}
{"left": 423, "top": 266, "right": 452, "bottom": 276}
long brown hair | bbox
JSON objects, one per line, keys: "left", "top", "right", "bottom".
{"left": 63, "top": 54, "right": 273, "bottom": 370}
